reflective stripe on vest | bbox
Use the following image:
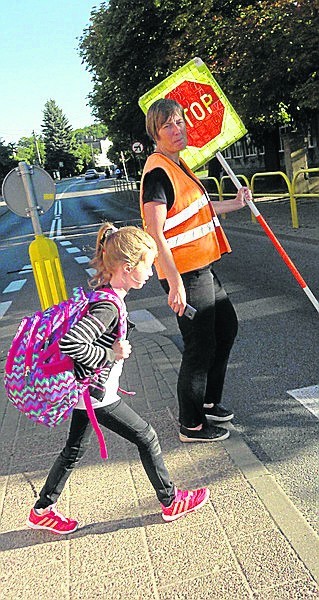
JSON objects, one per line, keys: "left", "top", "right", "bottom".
{"left": 163, "top": 193, "right": 208, "bottom": 232}
{"left": 166, "top": 220, "right": 215, "bottom": 249}
{"left": 140, "top": 154, "right": 231, "bottom": 277}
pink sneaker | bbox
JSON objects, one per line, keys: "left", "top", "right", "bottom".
{"left": 27, "top": 504, "right": 78, "bottom": 534}
{"left": 161, "top": 487, "right": 210, "bottom": 522}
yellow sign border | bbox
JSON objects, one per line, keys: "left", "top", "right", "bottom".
{"left": 139, "top": 57, "right": 247, "bottom": 171}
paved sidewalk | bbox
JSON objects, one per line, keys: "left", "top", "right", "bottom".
{"left": 1, "top": 326, "right": 319, "bottom": 599}
{"left": 1, "top": 190, "right": 319, "bottom": 598}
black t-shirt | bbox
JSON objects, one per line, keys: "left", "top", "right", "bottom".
{"left": 142, "top": 162, "right": 207, "bottom": 212}
{"left": 142, "top": 167, "right": 175, "bottom": 211}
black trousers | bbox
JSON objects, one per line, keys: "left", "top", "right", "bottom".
{"left": 161, "top": 265, "right": 238, "bottom": 428}
{"left": 35, "top": 399, "right": 176, "bottom": 510}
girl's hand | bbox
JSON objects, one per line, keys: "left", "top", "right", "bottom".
{"left": 112, "top": 339, "right": 132, "bottom": 360}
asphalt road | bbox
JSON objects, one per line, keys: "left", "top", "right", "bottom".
{"left": 1, "top": 176, "right": 318, "bottom": 537}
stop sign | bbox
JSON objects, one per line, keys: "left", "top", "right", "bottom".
{"left": 139, "top": 57, "right": 247, "bottom": 172}
{"left": 165, "top": 81, "right": 225, "bottom": 148}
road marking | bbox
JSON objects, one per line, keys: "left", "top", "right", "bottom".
{"left": 50, "top": 216, "right": 62, "bottom": 237}
{"left": 54, "top": 199, "right": 62, "bottom": 216}
{"left": 86, "top": 268, "right": 96, "bottom": 277}
{"left": 129, "top": 309, "right": 166, "bottom": 333}
{"left": 3, "top": 279, "right": 27, "bottom": 293}
{"left": 66, "top": 247, "right": 81, "bottom": 254}
{"left": 287, "top": 385, "right": 319, "bottom": 419}
{"left": 236, "top": 295, "right": 301, "bottom": 320}
{"left": 60, "top": 241, "right": 71, "bottom": 246}
{"left": 19, "top": 264, "right": 32, "bottom": 274}
{"left": 0, "top": 301, "right": 12, "bottom": 319}
{"left": 74, "top": 256, "right": 90, "bottom": 264}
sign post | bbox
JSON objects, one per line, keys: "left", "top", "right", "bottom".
{"left": 139, "top": 57, "right": 319, "bottom": 314}
{"left": 2, "top": 162, "right": 68, "bottom": 309}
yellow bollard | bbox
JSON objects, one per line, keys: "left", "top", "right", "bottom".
{"left": 29, "top": 234, "right": 68, "bottom": 310}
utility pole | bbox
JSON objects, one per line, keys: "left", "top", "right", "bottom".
{"left": 33, "top": 130, "right": 42, "bottom": 165}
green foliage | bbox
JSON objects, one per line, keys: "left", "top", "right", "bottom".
{"left": 73, "top": 123, "right": 108, "bottom": 143}
{"left": 78, "top": 0, "right": 170, "bottom": 155}
{"left": 73, "top": 142, "right": 94, "bottom": 173}
{"left": 42, "top": 99, "right": 78, "bottom": 177}
{"left": 207, "top": 0, "right": 319, "bottom": 137}
{"left": 15, "top": 135, "right": 45, "bottom": 166}
{"left": 0, "top": 139, "right": 17, "bottom": 187}
{"left": 78, "top": 0, "right": 319, "bottom": 156}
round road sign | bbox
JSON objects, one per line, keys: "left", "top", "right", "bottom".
{"left": 132, "top": 141, "right": 144, "bottom": 154}
{"left": 2, "top": 165, "right": 55, "bottom": 218}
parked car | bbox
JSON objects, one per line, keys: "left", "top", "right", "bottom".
{"left": 84, "top": 169, "right": 99, "bottom": 180}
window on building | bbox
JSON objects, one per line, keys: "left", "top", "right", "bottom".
{"left": 232, "top": 140, "right": 244, "bottom": 158}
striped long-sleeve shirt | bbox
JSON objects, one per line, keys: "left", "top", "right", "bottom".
{"left": 59, "top": 300, "right": 126, "bottom": 408}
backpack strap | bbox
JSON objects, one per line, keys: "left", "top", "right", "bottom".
{"left": 79, "top": 288, "right": 128, "bottom": 460}
{"left": 82, "top": 385, "right": 108, "bottom": 459}
{"left": 89, "top": 288, "right": 127, "bottom": 339}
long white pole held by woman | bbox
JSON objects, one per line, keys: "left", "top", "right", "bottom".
{"left": 216, "top": 151, "right": 319, "bottom": 315}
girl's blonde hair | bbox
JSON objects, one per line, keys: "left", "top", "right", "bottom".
{"left": 89, "top": 222, "right": 157, "bottom": 288}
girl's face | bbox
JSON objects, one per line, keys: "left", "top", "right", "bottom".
{"left": 126, "top": 249, "right": 156, "bottom": 290}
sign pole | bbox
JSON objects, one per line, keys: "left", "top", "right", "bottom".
{"left": 18, "top": 162, "right": 43, "bottom": 235}
{"left": 120, "top": 151, "right": 129, "bottom": 182}
{"left": 215, "top": 151, "right": 319, "bottom": 314}
{"left": 9, "top": 162, "right": 68, "bottom": 309}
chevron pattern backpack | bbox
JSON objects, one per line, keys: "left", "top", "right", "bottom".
{"left": 4, "top": 287, "right": 127, "bottom": 459}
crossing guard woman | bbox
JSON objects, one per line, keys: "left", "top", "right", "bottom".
{"left": 140, "top": 98, "right": 252, "bottom": 443}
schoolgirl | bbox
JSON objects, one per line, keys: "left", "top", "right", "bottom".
{"left": 27, "top": 223, "right": 209, "bottom": 533}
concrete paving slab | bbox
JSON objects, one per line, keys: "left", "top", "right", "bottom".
{"left": 1, "top": 284, "right": 319, "bottom": 598}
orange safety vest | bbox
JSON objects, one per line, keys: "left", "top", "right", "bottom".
{"left": 140, "top": 153, "right": 231, "bottom": 279}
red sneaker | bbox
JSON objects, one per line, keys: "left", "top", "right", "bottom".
{"left": 27, "top": 505, "right": 78, "bottom": 534}
{"left": 161, "top": 487, "right": 210, "bottom": 522}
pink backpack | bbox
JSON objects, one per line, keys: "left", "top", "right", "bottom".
{"left": 4, "top": 287, "right": 127, "bottom": 459}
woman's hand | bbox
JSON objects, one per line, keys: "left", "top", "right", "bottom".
{"left": 235, "top": 186, "right": 252, "bottom": 208}
{"left": 112, "top": 339, "right": 132, "bottom": 361}
{"left": 212, "top": 186, "right": 252, "bottom": 215}
{"left": 168, "top": 278, "right": 187, "bottom": 317}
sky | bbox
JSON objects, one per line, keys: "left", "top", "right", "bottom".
{"left": 0, "top": 0, "right": 103, "bottom": 145}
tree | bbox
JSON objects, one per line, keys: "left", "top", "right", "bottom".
{"left": 15, "top": 135, "right": 45, "bottom": 166}
{"left": 0, "top": 139, "right": 17, "bottom": 187}
{"left": 42, "top": 99, "right": 77, "bottom": 177}
{"left": 73, "top": 142, "right": 94, "bottom": 173}
{"left": 78, "top": 0, "right": 171, "bottom": 157}
{"left": 79, "top": 0, "right": 319, "bottom": 173}
{"left": 206, "top": 0, "right": 319, "bottom": 171}
{"left": 73, "top": 123, "right": 108, "bottom": 144}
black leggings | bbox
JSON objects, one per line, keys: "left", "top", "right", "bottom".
{"left": 35, "top": 399, "right": 176, "bottom": 509}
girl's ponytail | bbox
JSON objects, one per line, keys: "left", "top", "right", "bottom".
{"left": 89, "top": 222, "right": 157, "bottom": 289}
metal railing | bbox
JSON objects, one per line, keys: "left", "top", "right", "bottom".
{"left": 114, "top": 168, "right": 319, "bottom": 229}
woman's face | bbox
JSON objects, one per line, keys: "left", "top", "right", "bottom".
{"left": 155, "top": 111, "right": 187, "bottom": 155}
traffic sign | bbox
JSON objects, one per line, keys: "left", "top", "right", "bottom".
{"left": 139, "top": 57, "right": 247, "bottom": 172}
{"left": 2, "top": 165, "right": 55, "bottom": 218}
{"left": 132, "top": 141, "right": 144, "bottom": 154}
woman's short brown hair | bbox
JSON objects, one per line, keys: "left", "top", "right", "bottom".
{"left": 146, "top": 98, "right": 185, "bottom": 142}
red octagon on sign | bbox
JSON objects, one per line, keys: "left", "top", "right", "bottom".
{"left": 165, "top": 81, "right": 224, "bottom": 148}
